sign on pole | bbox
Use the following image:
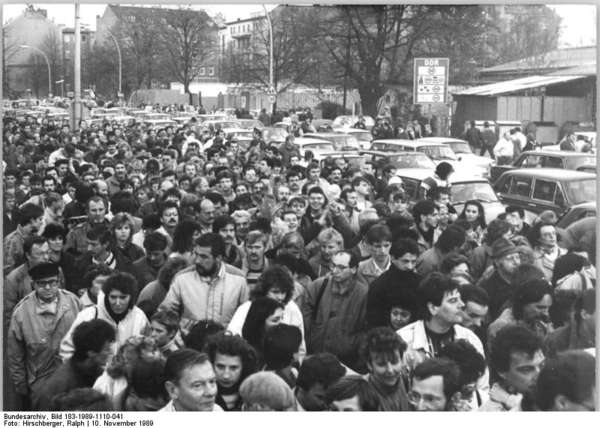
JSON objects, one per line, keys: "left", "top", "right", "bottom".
{"left": 413, "top": 58, "right": 449, "bottom": 105}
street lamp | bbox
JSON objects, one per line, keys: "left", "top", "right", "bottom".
{"left": 105, "top": 29, "right": 122, "bottom": 98}
{"left": 20, "top": 44, "right": 52, "bottom": 97}
{"left": 262, "top": 5, "right": 275, "bottom": 113}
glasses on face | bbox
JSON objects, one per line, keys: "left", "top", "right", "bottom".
{"left": 34, "top": 278, "right": 60, "bottom": 288}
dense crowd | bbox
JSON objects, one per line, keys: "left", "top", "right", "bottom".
{"left": 2, "top": 106, "right": 596, "bottom": 412}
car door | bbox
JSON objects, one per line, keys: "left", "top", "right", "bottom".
{"left": 531, "top": 178, "right": 560, "bottom": 215}
{"left": 498, "top": 174, "right": 533, "bottom": 211}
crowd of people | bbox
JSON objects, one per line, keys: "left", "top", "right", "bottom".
{"left": 2, "top": 105, "right": 597, "bottom": 412}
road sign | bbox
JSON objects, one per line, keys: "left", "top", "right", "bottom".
{"left": 413, "top": 58, "right": 449, "bottom": 105}
{"left": 269, "top": 95, "right": 276, "bottom": 103}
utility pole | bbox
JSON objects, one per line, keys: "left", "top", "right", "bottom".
{"left": 106, "top": 29, "right": 122, "bottom": 98}
{"left": 73, "top": 3, "right": 81, "bottom": 130}
{"left": 342, "top": 18, "right": 351, "bottom": 113}
{"left": 262, "top": 5, "right": 275, "bottom": 115}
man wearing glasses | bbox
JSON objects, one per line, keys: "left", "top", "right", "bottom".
{"left": 7, "top": 262, "right": 81, "bottom": 408}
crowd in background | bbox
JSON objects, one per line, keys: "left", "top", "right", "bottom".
{"left": 2, "top": 105, "right": 596, "bottom": 412}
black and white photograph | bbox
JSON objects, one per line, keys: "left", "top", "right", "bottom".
{"left": 1, "top": 2, "right": 598, "bottom": 415}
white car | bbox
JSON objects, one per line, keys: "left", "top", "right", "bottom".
{"left": 332, "top": 115, "right": 375, "bottom": 130}
{"left": 293, "top": 137, "right": 336, "bottom": 160}
{"left": 418, "top": 137, "right": 494, "bottom": 178}
{"left": 335, "top": 128, "right": 373, "bottom": 149}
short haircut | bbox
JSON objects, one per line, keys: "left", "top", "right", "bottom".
{"left": 438, "top": 339, "right": 486, "bottom": 385}
{"left": 317, "top": 227, "right": 343, "bottom": 247}
{"left": 164, "top": 349, "right": 211, "bottom": 384}
{"left": 159, "top": 200, "right": 180, "bottom": 217}
{"left": 183, "top": 320, "right": 225, "bottom": 352}
{"left": 252, "top": 265, "right": 295, "bottom": 303}
{"left": 334, "top": 250, "right": 360, "bottom": 269}
{"left": 204, "top": 191, "right": 226, "bottom": 207}
{"left": 42, "top": 222, "right": 67, "bottom": 241}
{"left": 82, "top": 265, "right": 114, "bottom": 292}
{"left": 512, "top": 279, "right": 552, "bottom": 320}
{"left": 18, "top": 203, "right": 44, "bottom": 226}
{"left": 194, "top": 233, "right": 226, "bottom": 258}
{"left": 212, "top": 215, "right": 235, "bottom": 233}
{"left": 440, "top": 252, "right": 470, "bottom": 274}
{"left": 459, "top": 284, "right": 489, "bottom": 307}
{"left": 490, "top": 325, "right": 543, "bottom": 373}
{"left": 143, "top": 231, "right": 168, "bottom": 252}
{"left": 86, "top": 225, "right": 112, "bottom": 245}
{"left": 390, "top": 237, "right": 419, "bottom": 259}
{"left": 429, "top": 187, "right": 450, "bottom": 201}
{"left": 412, "top": 199, "right": 437, "bottom": 224}
{"left": 151, "top": 310, "right": 180, "bottom": 334}
{"left": 325, "top": 375, "right": 380, "bottom": 411}
{"left": 412, "top": 357, "right": 461, "bottom": 402}
{"left": 72, "top": 319, "right": 116, "bottom": 362}
{"left": 296, "top": 353, "right": 346, "bottom": 390}
{"left": 245, "top": 230, "right": 268, "bottom": 247}
{"left": 87, "top": 195, "right": 108, "bottom": 211}
{"left": 505, "top": 206, "right": 525, "bottom": 219}
{"left": 417, "top": 272, "right": 459, "bottom": 320}
{"left": 24, "top": 236, "right": 48, "bottom": 255}
{"left": 435, "top": 225, "right": 466, "bottom": 253}
{"left": 53, "top": 388, "right": 113, "bottom": 411}
{"left": 204, "top": 331, "right": 258, "bottom": 383}
{"left": 535, "top": 350, "right": 596, "bottom": 411}
{"left": 365, "top": 224, "right": 392, "bottom": 244}
{"left": 362, "top": 327, "right": 408, "bottom": 364}
{"left": 263, "top": 324, "right": 302, "bottom": 370}
{"left": 485, "top": 219, "right": 512, "bottom": 245}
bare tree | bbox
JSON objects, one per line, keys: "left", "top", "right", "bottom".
{"left": 2, "top": 26, "right": 21, "bottom": 97}
{"left": 158, "top": 7, "right": 217, "bottom": 103}
{"left": 41, "top": 29, "right": 63, "bottom": 96}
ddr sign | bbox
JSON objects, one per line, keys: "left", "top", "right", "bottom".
{"left": 413, "top": 58, "right": 449, "bottom": 104}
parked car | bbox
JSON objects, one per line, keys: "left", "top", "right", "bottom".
{"left": 395, "top": 169, "right": 506, "bottom": 221}
{"left": 237, "top": 119, "right": 265, "bottom": 130}
{"left": 337, "top": 128, "right": 373, "bottom": 149}
{"left": 263, "top": 127, "right": 289, "bottom": 145}
{"left": 303, "top": 132, "right": 361, "bottom": 151}
{"left": 418, "top": 137, "right": 494, "bottom": 177}
{"left": 493, "top": 169, "right": 596, "bottom": 224}
{"left": 293, "top": 137, "right": 336, "bottom": 160}
{"left": 490, "top": 150, "right": 596, "bottom": 183}
{"left": 556, "top": 202, "right": 596, "bottom": 229}
{"left": 332, "top": 115, "right": 375, "bottom": 130}
{"left": 359, "top": 150, "right": 437, "bottom": 172}
{"left": 319, "top": 151, "right": 365, "bottom": 170}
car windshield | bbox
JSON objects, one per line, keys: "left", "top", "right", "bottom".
{"left": 263, "top": 128, "right": 288, "bottom": 141}
{"left": 448, "top": 142, "right": 473, "bottom": 154}
{"left": 419, "top": 146, "right": 457, "bottom": 160}
{"left": 451, "top": 182, "right": 499, "bottom": 204}
{"left": 302, "top": 143, "right": 335, "bottom": 152}
{"left": 565, "top": 156, "right": 596, "bottom": 170}
{"left": 563, "top": 179, "right": 596, "bottom": 204}
{"left": 351, "top": 132, "right": 372, "bottom": 142}
{"left": 387, "top": 154, "right": 436, "bottom": 169}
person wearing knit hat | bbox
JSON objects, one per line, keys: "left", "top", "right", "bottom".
{"left": 239, "top": 372, "right": 296, "bottom": 411}
{"left": 478, "top": 238, "right": 522, "bottom": 320}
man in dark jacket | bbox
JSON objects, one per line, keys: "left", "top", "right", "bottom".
{"left": 367, "top": 238, "right": 421, "bottom": 329}
{"left": 32, "top": 319, "right": 116, "bottom": 410}
{"left": 463, "top": 121, "right": 483, "bottom": 154}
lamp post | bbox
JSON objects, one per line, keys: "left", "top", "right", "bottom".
{"left": 262, "top": 5, "right": 274, "bottom": 113}
{"left": 105, "top": 29, "right": 122, "bottom": 98}
{"left": 20, "top": 44, "right": 52, "bottom": 97}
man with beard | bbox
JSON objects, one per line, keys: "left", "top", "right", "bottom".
{"left": 367, "top": 238, "right": 420, "bottom": 329}
{"left": 487, "top": 279, "right": 553, "bottom": 347}
{"left": 7, "top": 263, "right": 81, "bottom": 407}
{"left": 32, "top": 319, "right": 116, "bottom": 410}
{"left": 480, "top": 325, "right": 545, "bottom": 411}
{"left": 160, "top": 233, "right": 248, "bottom": 328}
{"left": 398, "top": 273, "right": 488, "bottom": 402}
{"left": 204, "top": 332, "right": 258, "bottom": 410}
{"left": 363, "top": 327, "right": 411, "bottom": 411}
{"left": 213, "top": 215, "right": 244, "bottom": 270}
{"left": 308, "top": 228, "right": 344, "bottom": 279}
{"left": 478, "top": 238, "right": 522, "bottom": 320}
{"left": 65, "top": 196, "right": 109, "bottom": 256}
{"left": 161, "top": 349, "right": 223, "bottom": 411}
{"left": 4, "top": 203, "right": 44, "bottom": 274}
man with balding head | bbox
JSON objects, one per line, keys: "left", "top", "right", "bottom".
{"left": 198, "top": 198, "right": 216, "bottom": 234}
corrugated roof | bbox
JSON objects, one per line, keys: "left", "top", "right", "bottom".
{"left": 548, "top": 64, "right": 596, "bottom": 76}
{"left": 481, "top": 46, "right": 596, "bottom": 74}
{"left": 452, "top": 74, "right": 586, "bottom": 96}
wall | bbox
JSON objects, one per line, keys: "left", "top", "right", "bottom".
{"left": 497, "top": 96, "right": 589, "bottom": 123}
{"left": 451, "top": 95, "right": 497, "bottom": 136}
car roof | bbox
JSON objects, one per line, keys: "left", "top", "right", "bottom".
{"left": 418, "top": 137, "right": 468, "bottom": 144}
{"left": 567, "top": 201, "right": 596, "bottom": 209}
{"left": 372, "top": 139, "right": 446, "bottom": 147}
{"left": 294, "top": 137, "right": 336, "bottom": 145}
{"left": 395, "top": 169, "right": 487, "bottom": 183}
{"left": 320, "top": 151, "right": 361, "bottom": 157}
{"left": 519, "top": 150, "right": 595, "bottom": 158}
{"left": 501, "top": 168, "right": 596, "bottom": 180}
{"left": 304, "top": 132, "right": 349, "bottom": 137}
{"left": 360, "top": 150, "right": 426, "bottom": 156}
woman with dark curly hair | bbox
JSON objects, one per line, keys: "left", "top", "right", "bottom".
{"left": 169, "top": 219, "right": 202, "bottom": 263}
{"left": 240, "top": 297, "right": 284, "bottom": 365}
{"left": 458, "top": 200, "right": 487, "bottom": 247}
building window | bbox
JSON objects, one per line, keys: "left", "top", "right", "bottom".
{"left": 82, "top": 35, "right": 86, "bottom": 42}
{"left": 208, "top": 67, "right": 214, "bottom": 76}
{"left": 199, "top": 67, "right": 205, "bottom": 76}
